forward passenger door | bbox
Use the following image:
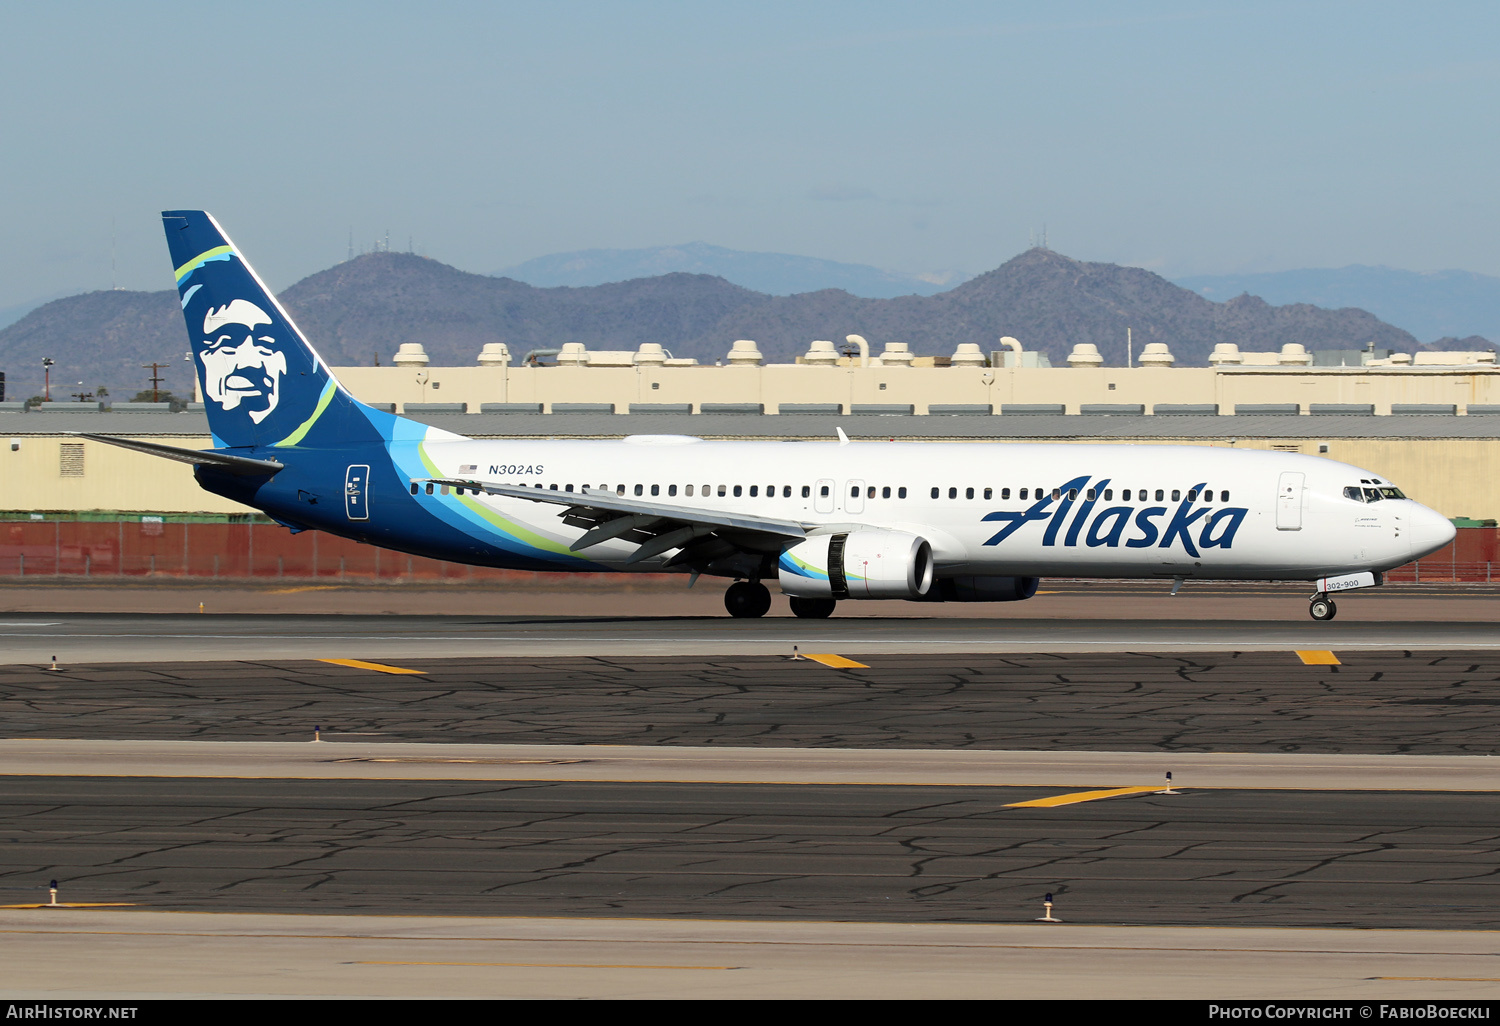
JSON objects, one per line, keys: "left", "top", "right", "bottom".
{"left": 1276, "top": 472, "right": 1304, "bottom": 531}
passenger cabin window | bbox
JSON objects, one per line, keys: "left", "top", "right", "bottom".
{"left": 1001, "top": 488, "right": 1010, "bottom": 499}
{"left": 801, "top": 486, "right": 810, "bottom": 498}
{"left": 882, "top": 486, "right": 891, "bottom": 499}
{"left": 1051, "top": 489, "right": 1061, "bottom": 500}
{"left": 867, "top": 486, "right": 876, "bottom": 499}
{"left": 965, "top": 487, "right": 974, "bottom": 499}
{"left": 1019, "top": 488, "right": 1028, "bottom": 500}
{"left": 733, "top": 485, "right": 742, "bottom": 497}
{"left": 898, "top": 487, "right": 907, "bottom": 499}
{"left": 566, "top": 484, "right": 574, "bottom": 492}
{"left": 820, "top": 485, "right": 829, "bottom": 497}
{"left": 1171, "top": 490, "right": 1180, "bottom": 501}
{"left": 651, "top": 484, "right": 660, "bottom": 496}
{"left": 685, "top": 485, "right": 694, "bottom": 496}
{"left": 784, "top": 486, "right": 793, "bottom": 498}
{"left": 983, "top": 487, "right": 992, "bottom": 500}
{"left": 616, "top": 484, "right": 625, "bottom": 496}
{"left": 1155, "top": 489, "right": 1165, "bottom": 501}
{"left": 949, "top": 487, "right": 958, "bottom": 499}
{"left": 1067, "top": 488, "right": 1077, "bottom": 501}
{"left": 931, "top": 487, "right": 940, "bottom": 499}
{"left": 718, "top": 485, "right": 727, "bottom": 497}
{"left": 750, "top": 485, "right": 758, "bottom": 497}
{"left": 634, "top": 484, "right": 643, "bottom": 496}
{"left": 851, "top": 486, "right": 859, "bottom": 498}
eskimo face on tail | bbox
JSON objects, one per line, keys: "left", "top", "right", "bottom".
{"left": 198, "top": 299, "right": 287, "bottom": 424}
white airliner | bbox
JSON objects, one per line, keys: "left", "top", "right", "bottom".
{"left": 91, "top": 211, "right": 1457, "bottom": 622}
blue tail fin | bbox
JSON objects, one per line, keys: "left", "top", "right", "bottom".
{"left": 163, "top": 210, "right": 380, "bottom": 450}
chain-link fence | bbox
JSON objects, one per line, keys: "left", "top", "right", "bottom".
{"left": 0, "top": 518, "right": 1494, "bottom": 584}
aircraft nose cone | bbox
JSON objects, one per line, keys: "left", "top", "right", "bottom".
{"left": 1407, "top": 505, "right": 1456, "bottom": 560}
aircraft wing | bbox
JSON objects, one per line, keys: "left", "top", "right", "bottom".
{"left": 420, "top": 478, "right": 806, "bottom": 564}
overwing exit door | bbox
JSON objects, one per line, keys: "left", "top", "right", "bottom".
{"left": 814, "top": 478, "right": 835, "bottom": 514}
{"left": 845, "top": 479, "right": 866, "bottom": 514}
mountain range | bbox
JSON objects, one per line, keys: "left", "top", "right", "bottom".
{"left": 495, "top": 242, "right": 968, "bottom": 297}
{"left": 1175, "top": 265, "right": 1500, "bottom": 347}
{"left": 0, "top": 247, "right": 1482, "bottom": 402}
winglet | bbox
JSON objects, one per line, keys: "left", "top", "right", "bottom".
{"left": 836, "top": 426, "right": 850, "bottom": 446}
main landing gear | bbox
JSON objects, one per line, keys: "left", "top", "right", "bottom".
{"left": 788, "top": 596, "right": 837, "bottom": 619}
{"left": 724, "top": 580, "right": 772, "bottom": 618}
{"left": 1309, "top": 593, "right": 1338, "bottom": 621}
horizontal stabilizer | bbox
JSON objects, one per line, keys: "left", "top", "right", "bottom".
{"left": 79, "top": 433, "right": 284, "bottom": 476}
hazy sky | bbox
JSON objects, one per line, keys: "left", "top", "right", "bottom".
{"left": 2, "top": 0, "right": 1498, "bottom": 308}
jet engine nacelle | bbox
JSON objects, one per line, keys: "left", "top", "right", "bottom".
{"left": 920, "top": 575, "right": 1040, "bottom": 602}
{"left": 778, "top": 530, "right": 934, "bottom": 599}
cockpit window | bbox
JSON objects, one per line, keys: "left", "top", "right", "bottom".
{"left": 1346, "top": 484, "right": 1408, "bottom": 502}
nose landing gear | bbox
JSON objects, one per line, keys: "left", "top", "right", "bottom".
{"left": 1309, "top": 593, "right": 1337, "bottom": 621}
{"left": 724, "top": 580, "right": 772, "bottom": 618}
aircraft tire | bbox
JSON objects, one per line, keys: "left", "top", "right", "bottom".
{"left": 789, "top": 596, "right": 837, "bottom": 619}
{"left": 725, "top": 581, "right": 772, "bottom": 618}
{"left": 1309, "top": 597, "right": 1337, "bottom": 621}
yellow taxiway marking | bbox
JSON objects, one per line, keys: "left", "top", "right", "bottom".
{"left": 318, "top": 658, "right": 428, "bottom": 675}
{"left": 802, "top": 654, "right": 869, "bottom": 669}
{"left": 0, "top": 903, "right": 136, "bottom": 909}
{"left": 269, "top": 585, "right": 344, "bottom": 594}
{"left": 1005, "top": 786, "right": 1166, "bottom": 808}
{"left": 356, "top": 961, "right": 738, "bottom": 970}
{"left": 1374, "top": 977, "right": 1500, "bottom": 983}
{"left": 1296, "top": 650, "right": 1341, "bottom": 665}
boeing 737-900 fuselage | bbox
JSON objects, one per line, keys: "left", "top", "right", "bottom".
{"left": 85, "top": 211, "right": 1457, "bottom": 621}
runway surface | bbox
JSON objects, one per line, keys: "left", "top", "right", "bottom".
{"left": 6, "top": 607, "right": 1500, "bottom": 997}
{"left": 4, "top": 775, "right": 1500, "bottom": 928}
{"left": 5, "top": 651, "right": 1500, "bottom": 755}
{"left": 7, "top": 911, "right": 1499, "bottom": 999}
{"left": 2, "top": 612, "right": 1500, "bottom": 664}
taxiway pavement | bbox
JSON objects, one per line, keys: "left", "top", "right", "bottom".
{"left": 5, "top": 911, "right": 1498, "bottom": 999}
{"left": 1, "top": 612, "right": 1500, "bottom": 664}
